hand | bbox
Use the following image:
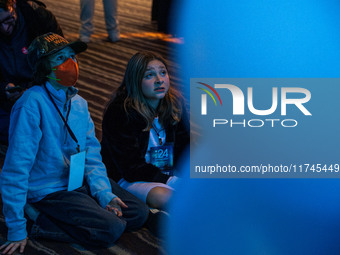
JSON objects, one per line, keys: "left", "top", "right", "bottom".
{"left": 5, "top": 83, "right": 23, "bottom": 102}
{"left": 166, "top": 176, "right": 180, "bottom": 188}
{"left": 0, "top": 237, "right": 28, "bottom": 255}
{"left": 106, "top": 197, "right": 128, "bottom": 217}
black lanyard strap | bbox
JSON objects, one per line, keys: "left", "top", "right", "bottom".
{"left": 44, "top": 84, "right": 80, "bottom": 152}
{"left": 152, "top": 122, "right": 164, "bottom": 146}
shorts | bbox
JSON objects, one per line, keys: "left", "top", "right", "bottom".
{"left": 118, "top": 178, "right": 174, "bottom": 203}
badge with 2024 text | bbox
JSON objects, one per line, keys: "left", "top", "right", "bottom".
{"left": 150, "top": 143, "right": 174, "bottom": 175}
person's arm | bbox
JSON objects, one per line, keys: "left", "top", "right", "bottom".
{"left": 0, "top": 82, "right": 7, "bottom": 106}
{"left": 0, "top": 71, "right": 10, "bottom": 109}
{"left": 83, "top": 111, "right": 117, "bottom": 208}
{"left": 101, "top": 103, "right": 170, "bottom": 183}
{"left": 0, "top": 104, "right": 42, "bottom": 243}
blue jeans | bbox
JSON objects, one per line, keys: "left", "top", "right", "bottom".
{"left": 31, "top": 179, "right": 149, "bottom": 247}
{"left": 80, "top": 0, "right": 119, "bottom": 40}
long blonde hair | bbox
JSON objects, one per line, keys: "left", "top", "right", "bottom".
{"left": 109, "top": 51, "right": 182, "bottom": 130}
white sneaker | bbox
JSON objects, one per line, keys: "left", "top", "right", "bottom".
{"left": 79, "top": 35, "right": 91, "bottom": 43}
{"left": 107, "top": 33, "right": 120, "bottom": 42}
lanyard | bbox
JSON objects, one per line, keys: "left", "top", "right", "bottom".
{"left": 152, "top": 123, "right": 164, "bottom": 145}
{"left": 44, "top": 84, "right": 80, "bottom": 152}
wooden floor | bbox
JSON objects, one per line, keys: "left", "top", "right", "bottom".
{"left": 43, "top": 0, "right": 183, "bottom": 139}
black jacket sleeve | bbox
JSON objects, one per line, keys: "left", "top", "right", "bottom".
{"left": 0, "top": 79, "right": 7, "bottom": 109}
{"left": 101, "top": 99, "right": 171, "bottom": 184}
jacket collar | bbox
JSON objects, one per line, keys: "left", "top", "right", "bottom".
{"left": 45, "top": 81, "right": 78, "bottom": 105}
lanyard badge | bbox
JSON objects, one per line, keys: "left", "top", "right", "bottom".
{"left": 149, "top": 143, "right": 174, "bottom": 175}
{"left": 68, "top": 151, "right": 86, "bottom": 191}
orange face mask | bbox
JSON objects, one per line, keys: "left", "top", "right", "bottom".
{"left": 52, "top": 58, "right": 79, "bottom": 87}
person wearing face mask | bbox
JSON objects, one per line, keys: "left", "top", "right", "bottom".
{"left": 0, "top": 33, "right": 149, "bottom": 255}
{"left": 0, "top": 0, "right": 63, "bottom": 154}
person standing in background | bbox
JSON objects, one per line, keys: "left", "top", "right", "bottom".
{"left": 79, "top": 0, "right": 119, "bottom": 43}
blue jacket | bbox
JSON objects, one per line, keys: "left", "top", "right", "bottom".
{"left": 0, "top": 82, "right": 116, "bottom": 241}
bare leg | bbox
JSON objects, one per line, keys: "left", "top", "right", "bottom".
{"left": 146, "top": 186, "right": 172, "bottom": 210}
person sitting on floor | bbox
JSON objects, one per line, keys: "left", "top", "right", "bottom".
{"left": 101, "top": 51, "right": 190, "bottom": 210}
{"left": 0, "top": 32, "right": 149, "bottom": 255}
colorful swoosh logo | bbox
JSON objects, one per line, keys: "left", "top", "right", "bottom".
{"left": 197, "top": 82, "right": 223, "bottom": 106}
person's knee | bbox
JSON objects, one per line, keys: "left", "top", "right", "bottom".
{"left": 135, "top": 202, "right": 149, "bottom": 229}
{"left": 90, "top": 217, "right": 127, "bottom": 246}
{"left": 125, "top": 199, "right": 149, "bottom": 231}
{"left": 105, "top": 219, "right": 127, "bottom": 244}
{"left": 147, "top": 187, "right": 172, "bottom": 210}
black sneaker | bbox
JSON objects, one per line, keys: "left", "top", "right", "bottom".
{"left": 145, "top": 209, "right": 169, "bottom": 239}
